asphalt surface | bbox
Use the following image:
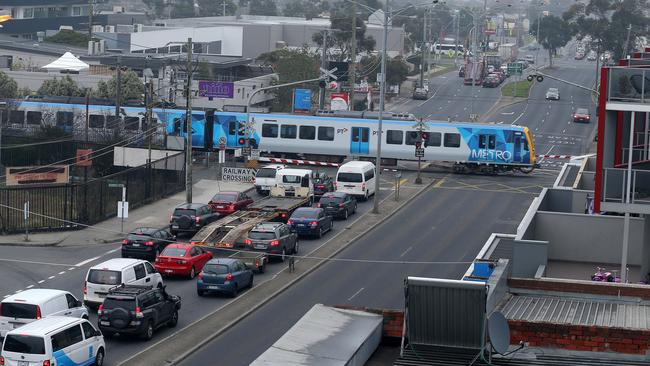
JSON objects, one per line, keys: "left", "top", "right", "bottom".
{"left": 0, "top": 167, "right": 413, "bottom": 366}
{"left": 179, "top": 171, "right": 558, "bottom": 365}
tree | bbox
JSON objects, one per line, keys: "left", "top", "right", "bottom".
{"left": 0, "top": 71, "right": 17, "bottom": 99}
{"left": 529, "top": 15, "right": 572, "bottom": 67}
{"left": 44, "top": 30, "right": 89, "bottom": 48}
{"left": 96, "top": 70, "right": 144, "bottom": 102}
{"left": 358, "top": 55, "right": 409, "bottom": 86}
{"left": 196, "top": 0, "right": 237, "bottom": 16}
{"left": 283, "top": 0, "right": 327, "bottom": 19}
{"left": 37, "top": 76, "right": 84, "bottom": 97}
{"left": 312, "top": 6, "right": 376, "bottom": 62}
{"left": 248, "top": 0, "right": 278, "bottom": 16}
{"left": 393, "top": 5, "right": 453, "bottom": 53}
{"left": 257, "top": 48, "right": 319, "bottom": 112}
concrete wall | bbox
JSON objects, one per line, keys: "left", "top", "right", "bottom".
{"left": 130, "top": 27, "right": 244, "bottom": 56}
{"left": 512, "top": 240, "right": 548, "bottom": 278}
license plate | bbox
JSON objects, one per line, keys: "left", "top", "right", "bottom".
{"left": 297, "top": 224, "right": 305, "bottom": 227}
{"left": 217, "top": 205, "right": 224, "bottom": 209}
{"left": 262, "top": 186, "right": 270, "bottom": 190}
{"left": 132, "top": 243, "right": 140, "bottom": 247}
{"left": 97, "top": 293, "right": 106, "bottom": 298}
{"left": 208, "top": 285, "right": 220, "bottom": 290}
{"left": 254, "top": 244, "right": 267, "bottom": 250}
{"left": 165, "top": 269, "right": 174, "bottom": 273}
{"left": 172, "top": 225, "right": 179, "bottom": 229}
{"left": 18, "top": 361, "right": 28, "bottom": 366}
{"left": 100, "top": 321, "right": 110, "bottom": 326}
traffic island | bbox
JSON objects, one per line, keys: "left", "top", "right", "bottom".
{"left": 501, "top": 80, "right": 534, "bottom": 98}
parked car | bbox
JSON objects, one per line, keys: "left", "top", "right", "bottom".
{"left": 0, "top": 289, "right": 88, "bottom": 337}
{"left": 573, "top": 108, "right": 591, "bottom": 123}
{"left": 122, "top": 227, "right": 175, "bottom": 261}
{"left": 154, "top": 243, "right": 213, "bottom": 279}
{"left": 412, "top": 87, "right": 429, "bottom": 100}
{"left": 254, "top": 164, "right": 285, "bottom": 195}
{"left": 169, "top": 203, "right": 219, "bottom": 236}
{"left": 208, "top": 191, "right": 254, "bottom": 216}
{"left": 197, "top": 258, "right": 254, "bottom": 297}
{"left": 288, "top": 207, "right": 333, "bottom": 238}
{"left": 316, "top": 192, "right": 357, "bottom": 220}
{"left": 545, "top": 87, "right": 560, "bottom": 100}
{"left": 97, "top": 285, "right": 181, "bottom": 340}
{"left": 574, "top": 52, "right": 585, "bottom": 60}
{"left": 245, "top": 222, "right": 298, "bottom": 261}
{"left": 313, "top": 172, "right": 334, "bottom": 199}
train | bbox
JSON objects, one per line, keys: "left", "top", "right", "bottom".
{"left": 2, "top": 99, "right": 537, "bottom": 173}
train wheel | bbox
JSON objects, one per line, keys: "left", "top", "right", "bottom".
{"left": 518, "top": 166, "right": 534, "bottom": 174}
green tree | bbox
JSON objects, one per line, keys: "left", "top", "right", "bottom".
{"left": 0, "top": 71, "right": 18, "bottom": 99}
{"left": 359, "top": 55, "right": 409, "bottom": 86}
{"left": 257, "top": 48, "right": 319, "bottom": 112}
{"left": 44, "top": 30, "right": 90, "bottom": 48}
{"left": 37, "top": 76, "right": 84, "bottom": 97}
{"left": 393, "top": 5, "right": 453, "bottom": 53}
{"left": 249, "top": 0, "right": 278, "bottom": 16}
{"left": 283, "top": 0, "right": 326, "bottom": 19}
{"left": 312, "top": 6, "right": 376, "bottom": 62}
{"left": 529, "top": 15, "right": 572, "bottom": 67}
{"left": 196, "top": 0, "right": 237, "bottom": 16}
{"left": 96, "top": 70, "right": 144, "bottom": 102}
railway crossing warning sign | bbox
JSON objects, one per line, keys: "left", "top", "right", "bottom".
{"left": 415, "top": 148, "right": 425, "bottom": 158}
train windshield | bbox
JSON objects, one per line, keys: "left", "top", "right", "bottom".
{"left": 337, "top": 173, "right": 363, "bottom": 183}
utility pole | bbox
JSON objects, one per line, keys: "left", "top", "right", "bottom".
{"left": 454, "top": 11, "right": 460, "bottom": 66}
{"left": 146, "top": 80, "right": 153, "bottom": 164}
{"left": 419, "top": 7, "right": 427, "bottom": 88}
{"left": 623, "top": 23, "right": 632, "bottom": 59}
{"left": 373, "top": 0, "right": 389, "bottom": 214}
{"left": 223, "top": 0, "right": 227, "bottom": 16}
{"left": 185, "top": 37, "right": 193, "bottom": 204}
{"left": 349, "top": 1, "right": 357, "bottom": 111}
{"left": 319, "top": 30, "right": 328, "bottom": 110}
{"left": 115, "top": 55, "right": 122, "bottom": 117}
{"left": 88, "top": 0, "right": 94, "bottom": 40}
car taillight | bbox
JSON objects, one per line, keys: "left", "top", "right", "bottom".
{"left": 270, "top": 240, "right": 280, "bottom": 246}
{"left": 43, "top": 360, "right": 50, "bottom": 366}
{"left": 135, "top": 306, "right": 144, "bottom": 318}
{"left": 83, "top": 281, "right": 87, "bottom": 294}
{"left": 177, "top": 259, "right": 187, "bottom": 264}
{"left": 287, "top": 219, "right": 294, "bottom": 225}
{"left": 144, "top": 241, "right": 154, "bottom": 246}
{"left": 0, "top": 356, "right": 4, "bottom": 365}
{"left": 281, "top": 213, "right": 287, "bottom": 218}
{"left": 316, "top": 203, "right": 321, "bottom": 208}
{"left": 97, "top": 304, "right": 103, "bottom": 315}
{"left": 339, "top": 203, "right": 345, "bottom": 208}
{"left": 229, "top": 204, "right": 236, "bottom": 210}
{"left": 245, "top": 239, "right": 252, "bottom": 245}
{"left": 122, "top": 239, "right": 129, "bottom": 245}
{"left": 309, "top": 221, "right": 318, "bottom": 226}
{"left": 362, "top": 183, "right": 366, "bottom": 190}
{"left": 225, "top": 273, "right": 233, "bottom": 281}
{"left": 195, "top": 216, "right": 201, "bottom": 223}
{"left": 197, "top": 271, "right": 203, "bottom": 280}
{"left": 36, "top": 305, "right": 42, "bottom": 320}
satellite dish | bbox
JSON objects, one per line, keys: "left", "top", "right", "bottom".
{"left": 488, "top": 311, "right": 510, "bottom": 355}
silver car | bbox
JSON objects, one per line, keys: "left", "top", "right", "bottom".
{"left": 545, "top": 87, "right": 560, "bottom": 100}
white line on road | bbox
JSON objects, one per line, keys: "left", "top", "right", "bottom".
{"left": 2, "top": 295, "right": 9, "bottom": 298}
{"left": 106, "top": 248, "right": 120, "bottom": 254}
{"left": 58, "top": 271, "right": 66, "bottom": 275}
{"left": 37, "top": 280, "right": 45, "bottom": 284}
{"left": 26, "top": 285, "right": 33, "bottom": 289}
{"left": 347, "top": 287, "right": 365, "bottom": 301}
{"left": 400, "top": 246, "right": 413, "bottom": 257}
{"left": 48, "top": 276, "right": 55, "bottom": 280}
{"left": 73, "top": 256, "right": 101, "bottom": 267}
{"left": 0, "top": 258, "right": 75, "bottom": 267}
{"left": 14, "top": 290, "right": 21, "bottom": 293}
{"left": 68, "top": 267, "right": 75, "bottom": 271}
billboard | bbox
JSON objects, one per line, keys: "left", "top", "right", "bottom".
{"left": 6, "top": 166, "right": 69, "bottom": 185}
{"left": 330, "top": 92, "right": 349, "bottom": 111}
{"left": 198, "top": 81, "right": 234, "bottom": 98}
{"left": 293, "top": 88, "right": 312, "bottom": 113}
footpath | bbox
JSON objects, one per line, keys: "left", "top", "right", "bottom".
{"left": 0, "top": 165, "right": 253, "bottom": 247}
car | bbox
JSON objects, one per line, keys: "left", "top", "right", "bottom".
{"left": 245, "top": 222, "right": 298, "bottom": 261}
{"left": 482, "top": 75, "right": 501, "bottom": 88}
{"left": 287, "top": 207, "right": 333, "bottom": 238}
{"left": 574, "top": 52, "right": 585, "bottom": 60}
{"left": 169, "top": 203, "right": 219, "bottom": 236}
{"left": 316, "top": 192, "right": 357, "bottom": 220}
{"left": 573, "top": 108, "right": 591, "bottom": 123}
{"left": 412, "top": 87, "right": 429, "bottom": 100}
{"left": 458, "top": 66, "right": 465, "bottom": 77}
{"left": 254, "top": 164, "right": 285, "bottom": 195}
{"left": 208, "top": 191, "right": 253, "bottom": 216}
{"left": 313, "top": 172, "right": 334, "bottom": 198}
{"left": 335, "top": 161, "right": 376, "bottom": 200}
{"left": 487, "top": 65, "right": 495, "bottom": 73}
{"left": 587, "top": 50, "right": 597, "bottom": 61}
{"left": 97, "top": 285, "right": 181, "bottom": 340}
{"left": 197, "top": 258, "right": 254, "bottom": 297}
{"left": 545, "top": 87, "right": 560, "bottom": 100}
{"left": 154, "top": 243, "right": 213, "bottom": 279}
{"left": 122, "top": 227, "right": 175, "bottom": 261}
{"left": 524, "top": 55, "right": 534, "bottom": 64}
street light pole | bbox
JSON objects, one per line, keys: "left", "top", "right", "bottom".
{"left": 373, "top": 0, "right": 389, "bottom": 214}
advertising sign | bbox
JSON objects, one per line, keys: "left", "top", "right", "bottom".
{"left": 293, "top": 88, "right": 312, "bottom": 113}
{"left": 198, "top": 81, "right": 234, "bottom": 98}
{"left": 76, "top": 149, "right": 92, "bottom": 167}
{"left": 330, "top": 92, "right": 349, "bottom": 111}
{"left": 221, "top": 167, "right": 257, "bottom": 183}
{"left": 6, "top": 166, "right": 70, "bottom": 185}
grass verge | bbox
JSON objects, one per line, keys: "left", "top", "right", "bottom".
{"left": 501, "top": 80, "right": 533, "bottom": 98}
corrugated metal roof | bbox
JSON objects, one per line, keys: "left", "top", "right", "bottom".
{"left": 500, "top": 294, "right": 650, "bottom": 330}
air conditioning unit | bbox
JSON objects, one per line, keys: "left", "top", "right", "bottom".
{"left": 113, "top": 6, "right": 125, "bottom": 13}
{"left": 105, "top": 25, "right": 115, "bottom": 33}
{"left": 92, "top": 25, "right": 104, "bottom": 33}
{"left": 133, "top": 24, "right": 144, "bottom": 33}
{"left": 59, "top": 25, "right": 73, "bottom": 31}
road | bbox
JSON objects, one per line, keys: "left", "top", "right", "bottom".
{"left": 0, "top": 167, "right": 413, "bottom": 366}
{"left": 179, "top": 171, "right": 558, "bottom": 365}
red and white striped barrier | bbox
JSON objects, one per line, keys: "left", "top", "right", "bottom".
{"left": 537, "top": 154, "right": 572, "bottom": 159}
{"left": 257, "top": 157, "right": 341, "bottom": 167}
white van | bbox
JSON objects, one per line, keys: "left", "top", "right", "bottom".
{"left": 1, "top": 316, "right": 105, "bottom": 366}
{"left": 0, "top": 289, "right": 88, "bottom": 338}
{"left": 254, "top": 164, "right": 285, "bottom": 195}
{"left": 84, "top": 258, "right": 163, "bottom": 308}
{"left": 275, "top": 168, "right": 314, "bottom": 197}
{"left": 335, "top": 161, "right": 376, "bottom": 200}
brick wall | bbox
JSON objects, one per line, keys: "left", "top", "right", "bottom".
{"left": 335, "top": 305, "right": 404, "bottom": 338}
{"left": 509, "top": 320, "right": 650, "bottom": 355}
{"left": 509, "top": 277, "right": 650, "bottom": 300}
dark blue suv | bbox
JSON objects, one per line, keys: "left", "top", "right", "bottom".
{"left": 287, "top": 207, "right": 333, "bottom": 238}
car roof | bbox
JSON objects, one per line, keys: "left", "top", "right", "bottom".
{"left": 8, "top": 316, "right": 83, "bottom": 336}
{"left": 2, "top": 289, "right": 69, "bottom": 304}
{"left": 89, "top": 258, "right": 147, "bottom": 271}
{"left": 129, "top": 227, "right": 158, "bottom": 235}
{"left": 206, "top": 258, "right": 239, "bottom": 265}
{"left": 322, "top": 192, "right": 346, "bottom": 198}
{"left": 293, "top": 207, "right": 321, "bottom": 214}
{"left": 252, "top": 222, "right": 283, "bottom": 230}
{"left": 279, "top": 168, "right": 312, "bottom": 175}
{"left": 175, "top": 203, "right": 206, "bottom": 209}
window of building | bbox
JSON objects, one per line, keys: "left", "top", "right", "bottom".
{"left": 262, "top": 123, "right": 278, "bottom": 138}
{"left": 317, "top": 126, "right": 334, "bottom": 141}
{"left": 23, "top": 8, "right": 34, "bottom": 18}
{"left": 386, "top": 130, "right": 403, "bottom": 145}
{"left": 280, "top": 125, "right": 297, "bottom": 139}
{"left": 72, "top": 6, "right": 82, "bottom": 16}
{"left": 299, "top": 126, "right": 315, "bottom": 140}
{"left": 444, "top": 133, "right": 461, "bottom": 148}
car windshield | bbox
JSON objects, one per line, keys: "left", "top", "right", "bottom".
{"left": 256, "top": 168, "right": 278, "bottom": 178}
{"left": 0, "top": 302, "right": 38, "bottom": 319}
{"left": 548, "top": 88, "right": 558, "bottom": 93}
{"left": 161, "top": 247, "right": 188, "bottom": 257}
{"left": 87, "top": 269, "right": 121, "bottom": 285}
{"left": 337, "top": 172, "right": 363, "bottom": 183}
{"left": 211, "top": 193, "right": 237, "bottom": 202}
{"left": 173, "top": 208, "right": 196, "bottom": 216}
{"left": 249, "top": 231, "right": 277, "bottom": 240}
{"left": 127, "top": 234, "right": 152, "bottom": 241}
{"left": 576, "top": 109, "right": 589, "bottom": 114}
{"left": 3, "top": 334, "right": 45, "bottom": 355}
{"left": 204, "top": 264, "right": 229, "bottom": 275}
{"left": 319, "top": 197, "right": 343, "bottom": 205}
{"left": 292, "top": 209, "right": 319, "bottom": 219}
{"left": 282, "top": 175, "right": 302, "bottom": 184}
{"left": 103, "top": 298, "right": 136, "bottom": 311}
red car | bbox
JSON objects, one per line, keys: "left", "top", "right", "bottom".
{"left": 573, "top": 108, "right": 591, "bottom": 123}
{"left": 208, "top": 191, "right": 254, "bottom": 216}
{"left": 154, "top": 243, "right": 212, "bottom": 279}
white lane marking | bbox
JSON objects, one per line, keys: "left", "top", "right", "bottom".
{"left": 106, "top": 248, "right": 120, "bottom": 254}
{"left": 68, "top": 267, "right": 75, "bottom": 271}
{"left": 48, "top": 276, "right": 55, "bottom": 280}
{"left": 400, "top": 246, "right": 413, "bottom": 257}
{"left": 562, "top": 129, "right": 566, "bottom": 133}
{"left": 37, "top": 280, "right": 45, "bottom": 284}
{"left": 58, "top": 271, "right": 66, "bottom": 275}
{"left": 2, "top": 295, "right": 9, "bottom": 298}
{"left": 74, "top": 256, "right": 101, "bottom": 267}
{"left": 14, "top": 290, "right": 22, "bottom": 293}
{"left": 347, "top": 287, "right": 365, "bottom": 301}
{"left": 0, "top": 258, "right": 74, "bottom": 267}
{"left": 26, "top": 285, "right": 34, "bottom": 289}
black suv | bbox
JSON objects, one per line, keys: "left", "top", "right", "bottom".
{"left": 317, "top": 192, "right": 357, "bottom": 219}
{"left": 314, "top": 172, "right": 334, "bottom": 199}
{"left": 245, "top": 222, "right": 298, "bottom": 261}
{"left": 170, "top": 203, "right": 219, "bottom": 236}
{"left": 122, "top": 227, "right": 175, "bottom": 261}
{"left": 97, "top": 285, "right": 181, "bottom": 340}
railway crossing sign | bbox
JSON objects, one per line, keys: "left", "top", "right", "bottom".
{"left": 507, "top": 62, "right": 523, "bottom": 75}
{"left": 415, "top": 148, "right": 425, "bottom": 158}
{"left": 319, "top": 67, "right": 338, "bottom": 81}
{"left": 242, "top": 146, "right": 252, "bottom": 156}
{"left": 250, "top": 149, "right": 260, "bottom": 160}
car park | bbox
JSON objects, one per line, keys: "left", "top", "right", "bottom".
{"left": 208, "top": 191, "right": 254, "bottom": 216}
{"left": 197, "top": 258, "right": 254, "bottom": 297}
{"left": 97, "top": 285, "right": 181, "bottom": 340}
{"left": 254, "top": 164, "right": 285, "bottom": 195}
{"left": 245, "top": 222, "right": 298, "bottom": 261}
{"left": 170, "top": 203, "right": 219, "bottom": 236}
{"left": 573, "top": 108, "right": 591, "bottom": 123}
{"left": 121, "top": 227, "right": 175, "bottom": 261}
{"left": 545, "top": 87, "right": 560, "bottom": 100}
{"left": 313, "top": 172, "right": 334, "bottom": 199}
{"left": 288, "top": 207, "right": 333, "bottom": 238}
{"left": 154, "top": 243, "right": 213, "bottom": 279}
{"left": 316, "top": 192, "right": 357, "bottom": 220}
{"left": 0, "top": 289, "right": 88, "bottom": 337}
{"left": 1, "top": 316, "right": 105, "bottom": 366}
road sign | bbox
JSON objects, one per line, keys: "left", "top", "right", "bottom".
{"left": 250, "top": 149, "right": 260, "bottom": 160}
{"left": 415, "top": 148, "right": 425, "bottom": 158}
{"left": 319, "top": 67, "right": 338, "bottom": 80}
{"left": 117, "top": 201, "right": 129, "bottom": 218}
{"left": 242, "top": 147, "right": 252, "bottom": 156}
{"left": 108, "top": 183, "right": 124, "bottom": 188}
{"left": 218, "top": 136, "right": 227, "bottom": 145}
{"left": 507, "top": 62, "right": 523, "bottom": 75}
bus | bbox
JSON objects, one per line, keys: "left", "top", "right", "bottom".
{"left": 433, "top": 43, "right": 464, "bottom": 57}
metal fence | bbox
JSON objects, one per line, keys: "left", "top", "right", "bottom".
{"left": 0, "top": 152, "right": 185, "bottom": 233}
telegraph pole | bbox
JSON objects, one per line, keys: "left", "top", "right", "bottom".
{"left": 319, "top": 30, "right": 328, "bottom": 110}
{"left": 88, "top": 0, "right": 94, "bottom": 40}
{"left": 419, "top": 7, "right": 427, "bottom": 88}
{"left": 185, "top": 37, "right": 193, "bottom": 204}
{"left": 349, "top": 2, "right": 357, "bottom": 110}
{"left": 115, "top": 55, "right": 122, "bottom": 117}
{"left": 373, "top": 0, "right": 389, "bottom": 214}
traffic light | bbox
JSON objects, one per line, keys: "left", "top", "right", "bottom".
{"left": 415, "top": 141, "right": 422, "bottom": 149}
{"left": 421, "top": 132, "right": 429, "bottom": 142}
{"left": 238, "top": 138, "right": 245, "bottom": 145}
{"left": 319, "top": 79, "right": 327, "bottom": 89}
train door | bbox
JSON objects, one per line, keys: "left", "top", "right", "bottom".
{"left": 350, "top": 127, "right": 370, "bottom": 155}
{"left": 479, "top": 134, "right": 496, "bottom": 161}
{"left": 513, "top": 134, "right": 522, "bottom": 162}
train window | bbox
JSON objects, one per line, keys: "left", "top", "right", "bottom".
{"left": 173, "top": 118, "right": 182, "bottom": 133}
{"left": 405, "top": 131, "right": 420, "bottom": 145}
{"left": 523, "top": 138, "right": 529, "bottom": 151}
{"left": 280, "top": 125, "right": 297, "bottom": 139}
{"left": 318, "top": 127, "right": 334, "bottom": 141}
{"left": 9, "top": 110, "right": 24, "bottom": 124}
{"left": 299, "top": 126, "right": 315, "bottom": 140}
{"left": 26, "top": 111, "right": 42, "bottom": 125}
{"left": 488, "top": 135, "right": 496, "bottom": 149}
{"left": 425, "top": 132, "right": 441, "bottom": 147}
{"left": 89, "top": 115, "right": 104, "bottom": 128}
{"left": 106, "top": 116, "right": 122, "bottom": 129}
{"left": 386, "top": 130, "right": 403, "bottom": 145}
{"left": 262, "top": 123, "right": 278, "bottom": 138}
{"left": 56, "top": 111, "right": 74, "bottom": 127}
{"left": 124, "top": 117, "right": 140, "bottom": 130}
{"left": 444, "top": 133, "right": 461, "bottom": 148}
{"left": 478, "top": 135, "right": 487, "bottom": 149}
